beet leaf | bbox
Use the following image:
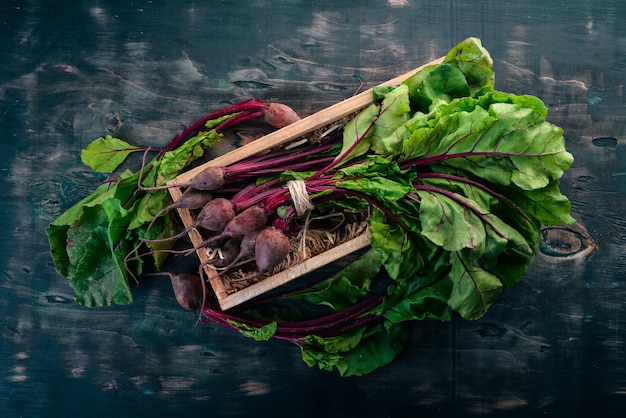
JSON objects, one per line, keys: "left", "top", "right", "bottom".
{"left": 80, "top": 135, "right": 146, "bottom": 173}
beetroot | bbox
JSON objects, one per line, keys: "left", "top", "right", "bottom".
{"left": 171, "top": 188, "right": 214, "bottom": 211}
{"left": 142, "top": 198, "right": 235, "bottom": 244}
{"left": 264, "top": 102, "right": 301, "bottom": 129}
{"left": 140, "top": 165, "right": 226, "bottom": 191}
{"left": 227, "top": 227, "right": 291, "bottom": 284}
{"left": 148, "top": 272, "right": 203, "bottom": 310}
{"left": 194, "top": 205, "right": 268, "bottom": 249}
{"left": 179, "top": 166, "right": 226, "bottom": 191}
{"left": 219, "top": 229, "right": 259, "bottom": 270}
{"left": 195, "top": 198, "right": 236, "bottom": 232}
{"left": 205, "top": 236, "right": 242, "bottom": 269}
{"left": 254, "top": 227, "right": 291, "bottom": 274}
{"left": 198, "top": 230, "right": 260, "bottom": 283}
{"left": 142, "top": 188, "right": 213, "bottom": 239}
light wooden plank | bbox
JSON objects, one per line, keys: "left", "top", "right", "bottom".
{"left": 217, "top": 233, "right": 371, "bottom": 310}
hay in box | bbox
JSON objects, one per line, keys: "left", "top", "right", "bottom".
{"left": 166, "top": 56, "right": 444, "bottom": 310}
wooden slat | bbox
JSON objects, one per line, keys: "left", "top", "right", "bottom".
{"left": 217, "top": 233, "right": 370, "bottom": 310}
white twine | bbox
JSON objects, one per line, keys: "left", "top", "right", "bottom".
{"left": 299, "top": 211, "right": 311, "bottom": 258}
{"left": 287, "top": 179, "right": 314, "bottom": 217}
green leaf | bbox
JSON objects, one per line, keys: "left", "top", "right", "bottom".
{"left": 157, "top": 117, "right": 228, "bottom": 181}
{"left": 81, "top": 135, "right": 142, "bottom": 173}
{"left": 300, "top": 322, "right": 408, "bottom": 377}
{"left": 303, "top": 327, "right": 366, "bottom": 355}
{"left": 444, "top": 37, "right": 495, "bottom": 95}
{"left": 337, "top": 156, "right": 413, "bottom": 204}
{"left": 337, "top": 175, "right": 411, "bottom": 203}
{"left": 402, "top": 63, "right": 438, "bottom": 98}
{"left": 415, "top": 183, "right": 536, "bottom": 277}
{"left": 417, "top": 172, "right": 543, "bottom": 255}
{"left": 229, "top": 320, "right": 278, "bottom": 341}
{"left": 130, "top": 189, "right": 170, "bottom": 230}
{"left": 64, "top": 204, "right": 134, "bottom": 306}
{"left": 488, "top": 101, "right": 572, "bottom": 190}
{"left": 141, "top": 214, "right": 179, "bottom": 269}
{"left": 447, "top": 249, "right": 504, "bottom": 320}
{"left": 46, "top": 181, "right": 115, "bottom": 277}
{"left": 382, "top": 273, "right": 453, "bottom": 323}
{"left": 410, "top": 63, "right": 470, "bottom": 112}
{"left": 505, "top": 180, "right": 575, "bottom": 226}
{"left": 334, "top": 103, "right": 379, "bottom": 165}
{"left": 401, "top": 93, "right": 574, "bottom": 192}
{"left": 403, "top": 37, "right": 493, "bottom": 114}
{"left": 417, "top": 188, "right": 494, "bottom": 254}
{"left": 369, "top": 208, "right": 438, "bottom": 282}
{"left": 290, "top": 248, "right": 381, "bottom": 311}
{"left": 369, "top": 84, "right": 411, "bottom": 155}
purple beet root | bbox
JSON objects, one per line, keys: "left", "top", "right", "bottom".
{"left": 142, "top": 198, "right": 235, "bottom": 244}
{"left": 194, "top": 205, "right": 268, "bottom": 249}
{"left": 148, "top": 272, "right": 203, "bottom": 310}
{"left": 196, "top": 198, "right": 236, "bottom": 232}
{"left": 204, "top": 236, "right": 242, "bottom": 268}
{"left": 198, "top": 230, "right": 259, "bottom": 283}
{"left": 220, "top": 229, "right": 259, "bottom": 270}
{"left": 228, "top": 226, "right": 291, "bottom": 284}
{"left": 140, "top": 165, "right": 226, "bottom": 191}
{"left": 142, "top": 188, "right": 213, "bottom": 239}
{"left": 264, "top": 102, "right": 301, "bottom": 129}
{"left": 254, "top": 227, "right": 291, "bottom": 274}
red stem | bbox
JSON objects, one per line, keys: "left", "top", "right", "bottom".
{"left": 306, "top": 114, "right": 377, "bottom": 181}
{"left": 199, "top": 290, "right": 386, "bottom": 341}
{"left": 399, "top": 151, "right": 517, "bottom": 170}
{"left": 415, "top": 171, "right": 533, "bottom": 223}
{"left": 157, "top": 98, "right": 267, "bottom": 158}
{"left": 226, "top": 140, "right": 336, "bottom": 178}
{"left": 408, "top": 186, "right": 509, "bottom": 240}
{"left": 213, "top": 108, "right": 266, "bottom": 132}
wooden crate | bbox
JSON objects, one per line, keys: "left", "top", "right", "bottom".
{"left": 167, "top": 56, "right": 444, "bottom": 310}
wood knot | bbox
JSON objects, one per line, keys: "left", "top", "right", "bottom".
{"left": 539, "top": 222, "right": 594, "bottom": 260}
